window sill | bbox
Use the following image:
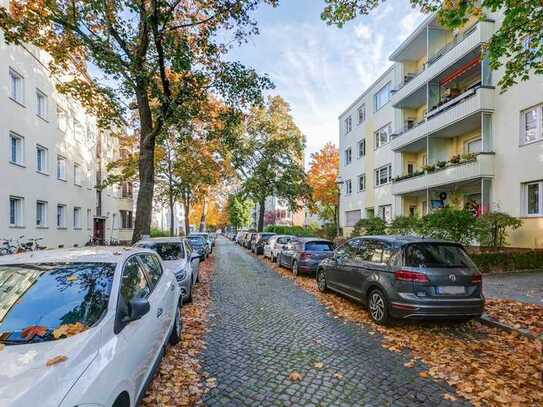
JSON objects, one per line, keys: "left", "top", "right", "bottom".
{"left": 9, "top": 225, "right": 25, "bottom": 229}
{"left": 74, "top": 227, "right": 82, "bottom": 230}
{"left": 9, "top": 97, "right": 25, "bottom": 108}
{"left": 36, "top": 170, "right": 49, "bottom": 176}
{"left": 57, "top": 227, "right": 67, "bottom": 230}
{"left": 37, "top": 115, "right": 48, "bottom": 123}
{"left": 36, "top": 226, "right": 49, "bottom": 229}
{"left": 74, "top": 184, "right": 82, "bottom": 188}
{"left": 57, "top": 178, "right": 67, "bottom": 182}
{"left": 10, "top": 161, "right": 26, "bottom": 168}
{"left": 519, "top": 138, "right": 543, "bottom": 148}
{"left": 520, "top": 215, "right": 543, "bottom": 219}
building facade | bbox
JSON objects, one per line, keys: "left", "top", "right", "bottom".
{"left": 1, "top": 27, "right": 134, "bottom": 249}
{"left": 339, "top": 11, "right": 543, "bottom": 248}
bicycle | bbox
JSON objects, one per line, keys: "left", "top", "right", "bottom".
{"left": 22, "top": 238, "right": 46, "bottom": 251}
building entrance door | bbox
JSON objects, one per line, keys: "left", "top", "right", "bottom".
{"left": 93, "top": 218, "right": 106, "bottom": 245}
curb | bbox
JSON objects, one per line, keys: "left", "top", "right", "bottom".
{"left": 477, "top": 314, "right": 541, "bottom": 340}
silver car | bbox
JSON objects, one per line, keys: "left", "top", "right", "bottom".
{"left": 264, "top": 235, "right": 292, "bottom": 262}
{"left": 135, "top": 237, "right": 199, "bottom": 303}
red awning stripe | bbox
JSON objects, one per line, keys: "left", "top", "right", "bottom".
{"left": 440, "top": 55, "right": 481, "bottom": 86}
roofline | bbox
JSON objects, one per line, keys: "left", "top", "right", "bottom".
{"left": 389, "top": 14, "right": 435, "bottom": 62}
{"left": 338, "top": 64, "right": 395, "bottom": 119}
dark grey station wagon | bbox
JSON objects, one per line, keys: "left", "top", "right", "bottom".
{"left": 316, "top": 236, "right": 484, "bottom": 324}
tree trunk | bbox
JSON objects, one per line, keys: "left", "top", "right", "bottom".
{"left": 169, "top": 195, "right": 175, "bottom": 237}
{"left": 199, "top": 198, "right": 207, "bottom": 232}
{"left": 182, "top": 195, "right": 191, "bottom": 236}
{"left": 258, "top": 198, "right": 265, "bottom": 232}
{"left": 132, "top": 89, "right": 157, "bottom": 243}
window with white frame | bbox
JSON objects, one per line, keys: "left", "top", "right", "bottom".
{"left": 9, "top": 132, "right": 24, "bottom": 165}
{"left": 9, "top": 68, "right": 24, "bottom": 104}
{"left": 57, "top": 155, "right": 66, "bottom": 180}
{"left": 358, "top": 139, "right": 366, "bottom": 158}
{"left": 57, "top": 204, "right": 66, "bottom": 228}
{"left": 520, "top": 103, "right": 543, "bottom": 145}
{"left": 345, "top": 210, "right": 361, "bottom": 227}
{"left": 464, "top": 138, "right": 482, "bottom": 154}
{"left": 524, "top": 181, "right": 542, "bottom": 216}
{"left": 36, "top": 89, "right": 47, "bottom": 119}
{"left": 374, "top": 164, "right": 392, "bottom": 187}
{"left": 74, "top": 163, "right": 81, "bottom": 186}
{"left": 9, "top": 196, "right": 24, "bottom": 227}
{"left": 357, "top": 104, "right": 366, "bottom": 124}
{"left": 36, "top": 145, "right": 47, "bottom": 173}
{"left": 73, "top": 207, "right": 82, "bottom": 229}
{"left": 358, "top": 174, "right": 366, "bottom": 192}
{"left": 345, "top": 179, "right": 352, "bottom": 195}
{"left": 344, "top": 116, "right": 352, "bottom": 134}
{"left": 374, "top": 82, "right": 391, "bottom": 111}
{"left": 345, "top": 147, "right": 352, "bottom": 165}
{"left": 120, "top": 210, "right": 133, "bottom": 229}
{"left": 36, "top": 201, "right": 47, "bottom": 227}
{"left": 57, "top": 106, "right": 67, "bottom": 132}
{"left": 87, "top": 209, "right": 92, "bottom": 229}
{"left": 374, "top": 123, "right": 392, "bottom": 149}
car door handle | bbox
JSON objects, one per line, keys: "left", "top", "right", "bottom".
{"left": 156, "top": 308, "right": 163, "bottom": 318}
{"left": 170, "top": 283, "right": 175, "bottom": 292}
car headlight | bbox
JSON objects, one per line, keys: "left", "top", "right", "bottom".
{"left": 176, "top": 269, "right": 187, "bottom": 280}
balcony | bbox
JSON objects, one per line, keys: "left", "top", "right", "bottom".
{"left": 392, "top": 153, "right": 495, "bottom": 195}
{"left": 391, "top": 20, "right": 495, "bottom": 108}
{"left": 391, "top": 86, "right": 494, "bottom": 151}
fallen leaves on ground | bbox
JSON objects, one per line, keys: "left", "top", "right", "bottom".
{"left": 21, "top": 325, "right": 47, "bottom": 340}
{"left": 288, "top": 371, "right": 303, "bottom": 382}
{"left": 52, "top": 322, "right": 87, "bottom": 339}
{"left": 485, "top": 298, "right": 543, "bottom": 336}
{"left": 260, "top": 255, "right": 543, "bottom": 407}
{"left": 46, "top": 355, "right": 67, "bottom": 366}
{"left": 141, "top": 256, "right": 215, "bottom": 407}
{"left": 313, "top": 361, "right": 324, "bottom": 369}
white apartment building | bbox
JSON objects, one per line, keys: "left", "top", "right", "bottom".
{"left": 152, "top": 202, "right": 186, "bottom": 236}
{"left": 339, "top": 11, "right": 543, "bottom": 248}
{"left": 0, "top": 27, "right": 133, "bottom": 248}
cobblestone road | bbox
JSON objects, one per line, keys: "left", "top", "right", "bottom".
{"left": 484, "top": 271, "right": 543, "bottom": 304}
{"left": 201, "top": 239, "right": 468, "bottom": 406}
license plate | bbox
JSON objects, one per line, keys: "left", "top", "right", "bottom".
{"left": 437, "top": 286, "right": 465, "bottom": 295}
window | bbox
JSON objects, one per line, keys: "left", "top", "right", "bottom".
{"left": 120, "top": 257, "right": 151, "bottom": 306}
{"left": 139, "top": 254, "right": 164, "bottom": 289}
{"left": 112, "top": 213, "right": 117, "bottom": 230}
{"left": 404, "top": 243, "right": 475, "bottom": 268}
{"left": 357, "top": 104, "right": 366, "bottom": 124}
{"left": 74, "top": 119, "right": 85, "bottom": 143}
{"left": 73, "top": 207, "right": 82, "bottom": 229}
{"left": 358, "top": 174, "right": 366, "bottom": 192}
{"left": 74, "top": 163, "right": 81, "bottom": 186}
{"left": 36, "top": 90, "right": 47, "bottom": 119}
{"left": 378, "top": 204, "right": 392, "bottom": 223}
{"left": 344, "top": 116, "right": 352, "bottom": 134}
{"left": 407, "top": 162, "right": 415, "bottom": 176}
{"left": 345, "top": 147, "right": 352, "bottom": 165}
{"left": 57, "top": 204, "right": 66, "bottom": 228}
{"left": 87, "top": 209, "right": 92, "bottom": 229}
{"left": 9, "top": 132, "right": 24, "bottom": 165}
{"left": 9, "top": 196, "right": 23, "bottom": 227}
{"left": 521, "top": 104, "right": 542, "bottom": 144}
{"left": 345, "top": 179, "right": 352, "bottom": 195}
{"left": 120, "top": 210, "right": 133, "bottom": 229}
{"left": 374, "top": 123, "right": 392, "bottom": 149}
{"left": 375, "top": 164, "right": 392, "bottom": 187}
{"left": 57, "top": 155, "right": 66, "bottom": 180}
{"left": 9, "top": 68, "right": 24, "bottom": 104}
{"left": 36, "top": 145, "right": 47, "bottom": 173}
{"left": 36, "top": 201, "right": 47, "bottom": 227}
{"left": 358, "top": 139, "right": 366, "bottom": 158}
{"left": 374, "top": 82, "right": 391, "bottom": 111}
{"left": 121, "top": 182, "right": 133, "bottom": 198}
{"left": 57, "top": 106, "right": 67, "bottom": 132}
{"left": 465, "top": 138, "right": 482, "bottom": 154}
{"left": 525, "top": 181, "right": 542, "bottom": 216}
{"left": 345, "top": 210, "right": 361, "bottom": 227}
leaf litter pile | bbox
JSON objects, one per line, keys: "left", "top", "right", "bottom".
{"left": 485, "top": 298, "right": 543, "bottom": 337}
{"left": 142, "top": 256, "right": 215, "bottom": 406}
{"left": 261, "top": 255, "right": 543, "bottom": 406}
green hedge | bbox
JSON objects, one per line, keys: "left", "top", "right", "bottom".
{"left": 150, "top": 227, "right": 170, "bottom": 238}
{"left": 264, "top": 225, "right": 317, "bottom": 237}
{"left": 471, "top": 251, "right": 543, "bottom": 273}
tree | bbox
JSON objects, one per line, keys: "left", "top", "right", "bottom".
{"left": 307, "top": 142, "right": 339, "bottom": 226}
{"left": 351, "top": 217, "right": 387, "bottom": 237}
{"left": 321, "top": 0, "right": 542, "bottom": 91}
{"left": 227, "top": 194, "right": 253, "bottom": 230}
{"left": 418, "top": 208, "right": 477, "bottom": 245}
{"left": 389, "top": 215, "right": 421, "bottom": 236}
{"left": 474, "top": 212, "right": 522, "bottom": 248}
{"left": 1, "top": 0, "right": 274, "bottom": 242}
{"left": 240, "top": 96, "right": 312, "bottom": 232}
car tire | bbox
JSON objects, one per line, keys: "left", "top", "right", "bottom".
{"left": 368, "top": 289, "right": 390, "bottom": 325}
{"left": 292, "top": 260, "right": 299, "bottom": 277}
{"left": 184, "top": 283, "right": 193, "bottom": 303}
{"left": 317, "top": 268, "right": 328, "bottom": 292}
{"left": 169, "top": 303, "right": 182, "bottom": 345}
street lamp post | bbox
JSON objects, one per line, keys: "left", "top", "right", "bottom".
{"left": 335, "top": 176, "right": 343, "bottom": 238}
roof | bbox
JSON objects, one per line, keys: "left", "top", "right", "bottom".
{"left": 0, "top": 246, "right": 155, "bottom": 265}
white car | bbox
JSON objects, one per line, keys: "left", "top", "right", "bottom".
{"left": 264, "top": 235, "right": 292, "bottom": 262}
{"left": 134, "top": 237, "right": 200, "bottom": 303}
{"left": 0, "top": 247, "right": 181, "bottom": 407}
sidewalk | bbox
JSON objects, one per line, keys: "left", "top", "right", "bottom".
{"left": 483, "top": 270, "right": 543, "bottom": 304}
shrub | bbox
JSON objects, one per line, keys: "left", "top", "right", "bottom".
{"left": 314, "top": 223, "right": 338, "bottom": 240}
{"left": 150, "top": 227, "right": 170, "bottom": 238}
{"left": 471, "top": 251, "right": 543, "bottom": 273}
{"left": 474, "top": 212, "right": 522, "bottom": 248}
{"left": 418, "top": 208, "right": 476, "bottom": 245}
{"left": 388, "top": 216, "right": 421, "bottom": 236}
{"left": 264, "top": 225, "right": 316, "bottom": 237}
{"left": 351, "top": 217, "right": 386, "bottom": 237}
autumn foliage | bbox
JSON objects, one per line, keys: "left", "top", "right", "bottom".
{"left": 307, "top": 142, "right": 339, "bottom": 222}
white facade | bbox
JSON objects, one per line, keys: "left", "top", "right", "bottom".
{"left": 0, "top": 28, "right": 133, "bottom": 248}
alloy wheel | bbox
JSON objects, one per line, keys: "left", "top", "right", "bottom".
{"left": 317, "top": 269, "right": 327, "bottom": 292}
{"left": 369, "top": 292, "right": 385, "bottom": 322}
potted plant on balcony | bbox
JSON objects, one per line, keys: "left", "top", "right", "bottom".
{"left": 423, "top": 164, "right": 436, "bottom": 173}
{"left": 436, "top": 160, "right": 447, "bottom": 169}
{"left": 461, "top": 152, "right": 477, "bottom": 162}
{"left": 449, "top": 154, "right": 461, "bottom": 165}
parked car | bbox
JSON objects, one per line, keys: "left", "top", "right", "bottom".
{"left": 189, "top": 233, "right": 213, "bottom": 253}
{"left": 0, "top": 247, "right": 181, "bottom": 407}
{"left": 186, "top": 235, "right": 210, "bottom": 260}
{"left": 316, "top": 236, "right": 485, "bottom": 325}
{"left": 246, "top": 232, "right": 258, "bottom": 249}
{"left": 251, "top": 232, "right": 276, "bottom": 255}
{"left": 278, "top": 237, "right": 334, "bottom": 276}
{"left": 264, "top": 235, "right": 292, "bottom": 262}
{"left": 134, "top": 237, "right": 199, "bottom": 303}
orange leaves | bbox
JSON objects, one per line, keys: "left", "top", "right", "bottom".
{"left": 46, "top": 355, "right": 68, "bottom": 367}
{"left": 52, "top": 322, "right": 87, "bottom": 339}
{"left": 307, "top": 142, "right": 339, "bottom": 211}
{"left": 288, "top": 371, "right": 303, "bottom": 382}
{"left": 484, "top": 298, "right": 543, "bottom": 336}
{"left": 21, "top": 325, "right": 47, "bottom": 340}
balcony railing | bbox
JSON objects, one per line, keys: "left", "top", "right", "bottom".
{"left": 427, "top": 24, "right": 478, "bottom": 66}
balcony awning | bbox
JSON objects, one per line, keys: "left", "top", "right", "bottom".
{"left": 439, "top": 55, "right": 480, "bottom": 86}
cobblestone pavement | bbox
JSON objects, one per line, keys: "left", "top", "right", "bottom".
{"left": 484, "top": 271, "right": 543, "bottom": 305}
{"left": 201, "top": 239, "right": 469, "bottom": 406}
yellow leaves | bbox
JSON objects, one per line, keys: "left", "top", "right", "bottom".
{"left": 66, "top": 274, "right": 78, "bottom": 282}
{"left": 46, "top": 355, "right": 67, "bottom": 367}
{"left": 418, "top": 371, "right": 429, "bottom": 379}
{"left": 52, "top": 322, "right": 87, "bottom": 339}
{"left": 333, "top": 372, "right": 343, "bottom": 380}
{"left": 0, "top": 344, "right": 4, "bottom": 352}
{"left": 288, "top": 371, "right": 303, "bottom": 382}
{"left": 442, "top": 393, "right": 457, "bottom": 401}
{"left": 307, "top": 142, "right": 339, "bottom": 209}
{"left": 206, "top": 377, "right": 217, "bottom": 389}
{"left": 313, "top": 362, "right": 324, "bottom": 369}
{"left": 403, "top": 359, "right": 416, "bottom": 368}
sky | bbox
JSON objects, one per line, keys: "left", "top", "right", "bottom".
{"left": 226, "top": 0, "right": 426, "bottom": 164}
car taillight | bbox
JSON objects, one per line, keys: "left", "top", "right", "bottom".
{"left": 471, "top": 274, "right": 482, "bottom": 284}
{"left": 300, "top": 252, "right": 312, "bottom": 259}
{"left": 394, "top": 270, "right": 429, "bottom": 283}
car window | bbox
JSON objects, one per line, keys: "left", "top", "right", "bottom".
{"left": 358, "top": 240, "right": 384, "bottom": 263}
{"left": 120, "top": 257, "right": 151, "bottom": 305}
{"left": 404, "top": 243, "right": 475, "bottom": 268}
{"left": 139, "top": 254, "right": 163, "bottom": 288}
{"left": 305, "top": 241, "right": 334, "bottom": 251}
{"left": 138, "top": 242, "right": 184, "bottom": 261}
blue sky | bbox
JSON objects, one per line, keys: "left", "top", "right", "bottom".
{"left": 227, "top": 0, "right": 425, "bottom": 163}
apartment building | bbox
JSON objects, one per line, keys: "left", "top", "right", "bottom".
{"left": 339, "top": 11, "right": 543, "bottom": 248}
{"left": 0, "top": 28, "right": 134, "bottom": 248}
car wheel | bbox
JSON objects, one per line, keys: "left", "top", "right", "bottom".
{"left": 184, "top": 283, "right": 193, "bottom": 303}
{"left": 317, "top": 268, "right": 328, "bottom": 292}
{"left": 368, "top": 289, "right": 390, "bottom": 325}
{"left": 292, "top": 260, "right": 299, "bottom": 277}
{"left": 169, "top": 303, "right": 182, "bottom": 345}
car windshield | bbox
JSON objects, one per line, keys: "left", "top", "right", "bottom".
{"left": 305, "top": 242, "right": 334, "bottom": 251}
{"left": 0, "top": 262, "right": 115, "bottom": 345}
{"left": 138, "top": 242, "right": 184, "bottom": 260}
{"left": 404, "top": 243, "right": 476, "bottom": 268}
{"left": 260, "top": 234, "right": 274, "bottom": 241}
{"left": 187, "top": 237, "right": 205, "bottom": 246}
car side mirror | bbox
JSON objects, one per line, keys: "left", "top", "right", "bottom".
{"left": 191, "top": 252, "right": 200, "bottom": 260}
{"left": 124, "top": 298, "right": 150, "bottom": 322}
